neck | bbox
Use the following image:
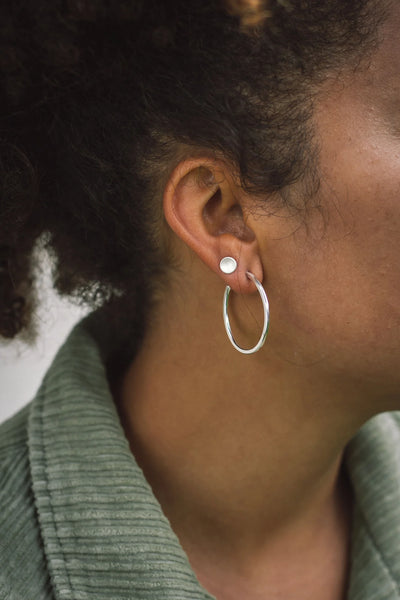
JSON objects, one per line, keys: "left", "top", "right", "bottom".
{"left": 115, "top": 275, "right": 369, "bottom": 583}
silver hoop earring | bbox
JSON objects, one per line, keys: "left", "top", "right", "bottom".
{"left": 222, "top": 271, "right": 269, "bottom": 355}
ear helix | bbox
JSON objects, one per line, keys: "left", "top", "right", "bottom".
{"left": 219, "top": 256, "right": 270, "bottom": 355}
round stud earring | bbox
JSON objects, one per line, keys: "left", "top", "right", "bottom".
{"left": 219, "top": 257, "right": 237, "bottom": 274}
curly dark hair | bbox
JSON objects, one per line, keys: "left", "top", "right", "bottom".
{"left": 0, "top": 0, "right": 386, "bottom": 365}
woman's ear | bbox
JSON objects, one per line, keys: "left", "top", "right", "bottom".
{"left": 163, "top": 158, "right": 263, "bottom": 293}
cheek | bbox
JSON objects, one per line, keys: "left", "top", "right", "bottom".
{"left": 320, "top": 139, "right": 400, "bottom": 336}
{"left": 262, "top": 38, "right": 400, "bottom": 387}
{"left": 265, "top": 174, "right": 400, "bottom": 378}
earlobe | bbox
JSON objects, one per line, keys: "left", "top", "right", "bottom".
{"left": 163, "top": 157, "right": 263, "bottom": 294}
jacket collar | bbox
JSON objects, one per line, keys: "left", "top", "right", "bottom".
{"left": 28, "top": 311, "right": 400, "bottom": 599}
{"left": 346, "top": 414, "right": 400, "bottom": 599}
{"left": 28, "top": 311, "right": 214, "bottom": 600}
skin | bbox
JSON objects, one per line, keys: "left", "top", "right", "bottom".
{"left": 117, "top": 4, "right": 400, "bottom": 599}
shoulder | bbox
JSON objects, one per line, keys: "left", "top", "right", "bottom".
{"left": 0, "top": 405, "right": 53, "bottom": 600}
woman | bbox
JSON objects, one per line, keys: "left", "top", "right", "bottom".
{"left": 1, "top": 0, "right": 399, "bottom": 598}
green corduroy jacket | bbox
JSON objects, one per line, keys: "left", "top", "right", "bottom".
{"left": 1, "top": 311, "right": 400, "bottom": 600}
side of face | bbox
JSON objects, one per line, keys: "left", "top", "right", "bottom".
{"left": 259, "top": 3, "right": 400, "bottom": 399}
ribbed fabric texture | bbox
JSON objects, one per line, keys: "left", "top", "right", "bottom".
{"left": 1, "top": 310, "right": 400, "bottom": 599}
{"left": 346, "top": 414, "right": 400, "bottom": 599}
{"left": 0, "top": 405, "right": 54, "bottom": 599}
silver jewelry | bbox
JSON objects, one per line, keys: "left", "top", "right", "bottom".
{"left": 222, "top": 271, "right": 269, "bottom": 354}
{"left": 219, "top": 256, "right": 237, "bottom": 274}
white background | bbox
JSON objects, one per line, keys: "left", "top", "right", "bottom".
{"left": 0, "top": 251, "right": 88, "bottom": 424}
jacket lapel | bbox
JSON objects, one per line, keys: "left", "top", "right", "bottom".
{"left": 28, "top": 316, "right": 214, "bottom": 600}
